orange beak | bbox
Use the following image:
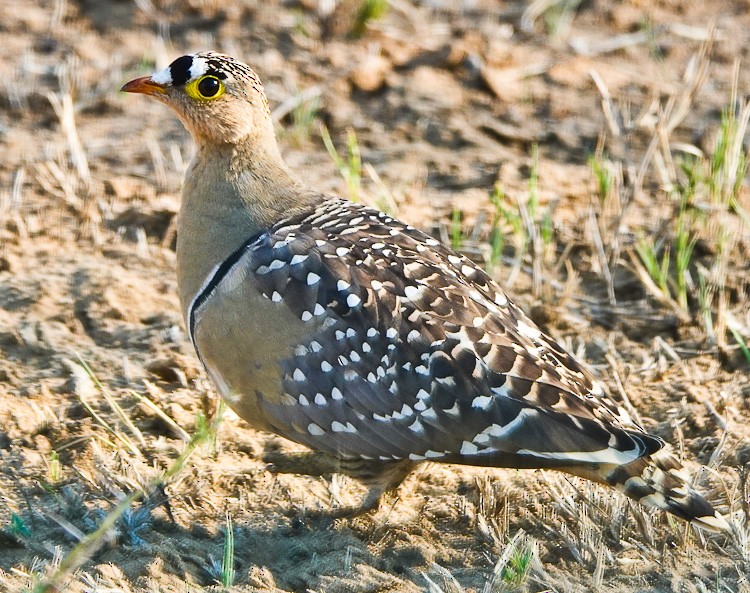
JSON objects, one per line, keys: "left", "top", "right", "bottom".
{"left": 120, "top": 76, "right": 167, "bottom": 96}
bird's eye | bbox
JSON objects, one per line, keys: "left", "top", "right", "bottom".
{"left": 185, "top": 75, "right": 225, "bottom": 101}
{"left": 197, "top": 76, "right": 221, "bottom": 98}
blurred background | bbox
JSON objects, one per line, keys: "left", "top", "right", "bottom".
{"left": 1, "top": 1, "right": 749, "bottom": 592}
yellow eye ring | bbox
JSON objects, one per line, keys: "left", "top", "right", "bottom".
{"left": 185, "top": 75, "right": 225, "bottom": 100}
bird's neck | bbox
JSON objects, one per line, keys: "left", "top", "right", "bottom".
{"left": 175, "top": 137, "right": 321, "bottom": 321}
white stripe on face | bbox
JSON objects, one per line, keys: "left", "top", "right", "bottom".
{"left": 189, "top": 57, "right": 209, "bottom": 79}
{"left": 150, "top": 66, "right": 173, "bottom": 85}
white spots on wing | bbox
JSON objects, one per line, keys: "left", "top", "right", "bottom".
{"left": 435, "top": 376, "right": 455, "bottom": 387}
{"left": 517, "top": 320, "right": 542, "bottom": 340}
{"left": 386, "top": 328, "right": 398, "bottom": 339}
{"left": 461, "top": 264, "right": 474, "bottom": 276}
{"left": 290, "top": 254, "right": 308, "bottom": 265}
{"left": 408, "top": 418, "right": 423, "bottom": 433}
{"left": 404, "top": 261, "right": 423, "bottom": 276}
{"left": 400, "top": 403, "right": 413, "bottom": 416}
{"left": 590, "top": 380, "right": 604, "bottom": 396}
{"left": 336, "top": 247, "right": 350, "bottom": 257}
{"left": 337, "top": 280, "right": 350, "bottom": 291}
{"left": 371, "top": 280, "right": 383, "bottom": 291}
{"left": 415, "top": 365, "right": 429, "bottom": 375}
{"left": 472, "top": 316, "right": 484, "bottom": 327}
{"left": 409, "top": 453, "right": 426, "bottom": 460}
{"left": 310, "top": 340, "right": 322, "bottom": 353}
{"left": 350, "top": 351, "right": 361, "bottom": 362}
{"left": 424, "top": 450, "right": 444, "bottom": 458}
{"left": 416, "top": 389, "right": 430, "bottom": 400}
{"left": 335, "top": 330, "right": 346, "bottom": 340}
{"left": 298, "top": 394, "right": 309, "bottom": 406}
{"left": 473, "top": 432, "right": 490, "bottom": 444}
{"left": 414, "top": 400, "right": 427, "bottom": 412}
{"left": 367, "top": 328, "right": 378, "bottom": 338}
{"left": 294, "top": 344, "right": 308, "bottom": 356}
{"left": 421, "top": 408, "right": 438, "bottom": 421}
{"left": 315, "top": 239, "right": 327, "bottom": 247}
{"left": 331, "top": 421, "right": 357, "bottom": 433}
{"left": 525, "top": 345, "right": 540, "bottom": 358}
{"left": 471, "top": 395, "right": 493, "bottom": 410}
{"left": 615, "top": 405, "right": 633, "bottom": 425}
{"left": 460, "top": 441, "right": 478, "bottom": 455}
{"left": 347, "top": 294, "right": 361, "bottom": 307}
{"left": 425, "top": 238, "right": 440, "bottom": 246}
{"left": 349, "top": 216, "right": 364, "bottom": 225}
{"left": 407, "top": 329, "right": 421, "bottom": 343}
{"left": 371, "top": 242, "right": 385, "bottom": 250}
{"left": 307, "top": 423, "right": 325, "bottom": 436}
{"left": 314, "top": 393, "right": 326, "bottom": 405}
{"left": 447, "top": 255, "right": 462, "bottom": 265}
{"left": 292, "top": 368, "right": 305, "bottom": 382}
{"left": 313, "top": 303, "right": 326, "bottom": 316}
{"left": 404, "top": 285, "right": 423, "bottom": 301}
{"left": 472, "top": 409, "right": 536, "bottom": 444}
{"left": 444, "top": 402, "right": 460, "bottom": 418}
{"left": 491, "top": 383, "right": 510, "bottom": 398}
{"left": 407, "top": 309, "right": 421, "bottom": 323}
{"left": 301, "top": 311, "right": 313, "bottom": 321}
{"left": 494, "top": 292, "right": 508, "bottom": 306}
{"left": 362, "top": 342, "right": 371, "bottom": 353}
{"left": 306, "top": 272, "right": 321, "bottom": 285}
{"left": 321, "top": 361, "right": 333, "bottom": 372}
{"left": 331, "top": 387, "right": 343, "bottom": 400}
{"left": 271, "top": 291, "right": 282, "bottom": 303}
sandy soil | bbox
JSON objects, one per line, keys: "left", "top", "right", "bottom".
{"left": 1, "top": 1, "right": 749, "bottom": 592}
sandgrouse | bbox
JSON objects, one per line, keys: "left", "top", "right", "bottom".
{"left": 122, "top": 52, "right": 728, "bottom": 531}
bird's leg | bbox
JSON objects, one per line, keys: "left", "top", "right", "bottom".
{"left": 328, "top": 458, "right": 416, "bottom": 518}
{"left": 263, "top": 449, "right": 342, "bottom": 477}
{"left": 264, "top": 449, "right": 414, "bottom": 518}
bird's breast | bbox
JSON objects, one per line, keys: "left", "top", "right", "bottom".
{"left": 191, "top": 268, "right": 318, "bottom": 431}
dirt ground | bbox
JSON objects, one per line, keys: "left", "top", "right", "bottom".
{"left": 1, "top": 1, "right": 749, "bottom": 592}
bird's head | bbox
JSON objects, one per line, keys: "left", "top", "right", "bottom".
{"left": 121, "top": 52, "right": 273, "bottom": 147}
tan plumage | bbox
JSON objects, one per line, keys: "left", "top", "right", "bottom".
{"left": 122, "top": 52, "right": 729, "bottom": 531}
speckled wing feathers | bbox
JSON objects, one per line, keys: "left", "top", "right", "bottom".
{"left": 192, "top": 198, "right": 662, "bottom": 467}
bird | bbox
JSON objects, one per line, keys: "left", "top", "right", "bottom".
{"left": 121, "top": 52, "right": 729, "bottom": 531}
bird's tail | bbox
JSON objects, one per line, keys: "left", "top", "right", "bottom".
{"left": 572, "top": 447, "right": 730, "bottom": 532}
